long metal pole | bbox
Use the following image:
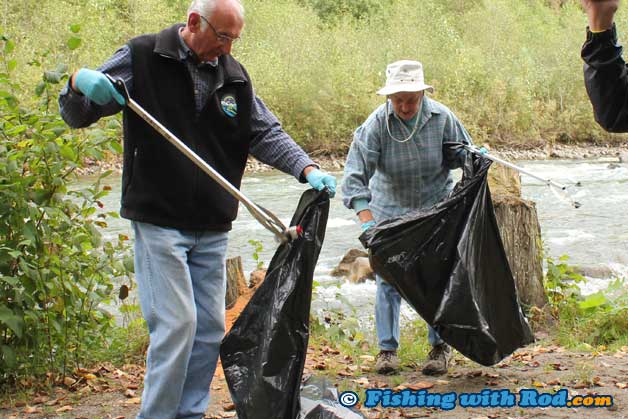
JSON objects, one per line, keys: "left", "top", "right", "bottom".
{"left": 464, "top": 144, "right": 568, "bottom": 190}
{"left": 110, "top": 78, "right": 291, "bottom": 242}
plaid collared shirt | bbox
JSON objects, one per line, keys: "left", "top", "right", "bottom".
{"left": 341, "top": 96, "right": 472, "bottom": 220}
{"left": 59, "top": 31, "right": 315, "bottom": 180}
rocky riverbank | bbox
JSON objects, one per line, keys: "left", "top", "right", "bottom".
{"left": 76, "top": 142, "right": 628, "bottom": 176}
{"left": 247, "top": 142, "right": 628, "bottom": 173}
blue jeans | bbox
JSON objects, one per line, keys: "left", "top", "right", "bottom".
{"left": 133, "top": 221, "right": 229, "bottom": 419}
{"left": 375, "top": 275, "right": 443, "bottom": 351}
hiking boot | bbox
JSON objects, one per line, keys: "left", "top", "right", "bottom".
{"left": 375, "top": 350, "right": 400, "bottom": 374}
{"left": 421, "top": 344, "right": 452, "bottom": 376}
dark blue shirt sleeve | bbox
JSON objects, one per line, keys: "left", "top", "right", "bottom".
{"left": 58, "top": 45, "right": 133, "bottom": 128}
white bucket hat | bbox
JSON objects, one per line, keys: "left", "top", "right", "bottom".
{"left": 376, "top": 60, "right": 434, "bottom": 96}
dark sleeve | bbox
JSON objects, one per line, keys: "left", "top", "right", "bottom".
{"left": 248, "top": 94, "right": 316, "bottom": 182}
{"left": 58, "top": 45, "right": 132, "bottom": 128}
{"left": 582, "top": 24, "right": 628, "bottom": 132}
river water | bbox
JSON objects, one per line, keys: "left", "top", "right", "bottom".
{"left": 86, "top": 158, "right": 628, "bottom": 329}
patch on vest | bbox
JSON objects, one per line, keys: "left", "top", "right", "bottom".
{"left": 221, "top": 95, "right": 237, "bottom": 117}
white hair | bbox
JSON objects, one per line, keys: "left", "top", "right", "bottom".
{"left": 188, "top": 0, "right": 244, "bottom": 31}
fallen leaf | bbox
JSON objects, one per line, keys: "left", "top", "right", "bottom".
{"left": 221, "top": 412, "right": 236, "bottom": 418}
{"left": 547, "top": 379, "right": 561, "bottom": 385}
{"left": 222, "top": 402, "right": 235, "bottom": 411}
{"left": 466, "top": 370, "right": 483, "bottom": 378}
{"left": 55, "top": 405, "right": 73, "bottom": 412}
{"left": 111, "top": 416, "right": 126, "bottom": 419}
{"left": 23, "top": 405, "right": 43, "bottom": 413}
{"left": 124, "top": 389, "right": 136, "bottom": 398}
{"left": 359, "top": 355, "right": 375, "bottom": 363}
{"left": 322, "top": 346, "right": 340, "bottom": 355}
{"left": 406, "top": 382, "right": 434, "bottom": 391}
{"left": 63, "top": 377, "right": 76, "bottom": 387}
{"left": 574, "top": 382, "right": 589, "bottom": 389}
{"left": 338, "top": 370, "right": 353, "bottom": 377}
{"left": 314, "top": 362, "right": 326, "bottom": 370}
{"left": 44, "top": 398, "right": 61, "bottom": 406}
{"left": 435, "top": 380, "right": 450, "bottom": 385}
{"left": 82, "top": 373, "right": 98, "bottom": 380}
{"left": 31, "top": 396, "right": 49, "bottom": 405}
{"left": 532, "top": 381, "right": 546, "bottom": 388}
{"left": 124, "top": 397, "right": 141, "bottom": 405}
{"left": 354, "top": 377, "right": 370, "bottom": 386}
{"left": 615, "top": 383, "right": 627, "bottom": 389}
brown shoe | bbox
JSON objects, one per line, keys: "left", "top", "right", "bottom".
{"left": 375, "top": 350, "right": 400, "bottom": 374}
{"left": 421, "top": 344, "right": 452, "bottom": 376}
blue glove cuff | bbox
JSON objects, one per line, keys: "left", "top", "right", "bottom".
{"left": 352, "top": 199, "right": 369, "bottom": 214}
{"left": 361, "top": 220, "right": 376, "bottom": 232}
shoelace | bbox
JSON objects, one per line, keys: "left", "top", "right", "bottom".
{"left": 379, "top": 351, "right": 394, "bottom": 362}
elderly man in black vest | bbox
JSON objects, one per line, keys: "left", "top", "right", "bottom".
{"left": 59, "top": 0, "right": 335, "bottom": 418}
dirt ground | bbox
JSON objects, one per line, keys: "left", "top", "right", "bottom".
{"left": 2, "top": 283, "right": 627, "bottom": 419}
{"left": 1, "top": 341, "right": 627, "bottom": 419}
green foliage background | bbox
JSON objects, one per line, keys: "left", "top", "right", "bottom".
{"left": 0, "top": 25, "right": 135, "bottom": 386}
{"left": 4, "top": 0, "right": 628, "bottom": 151}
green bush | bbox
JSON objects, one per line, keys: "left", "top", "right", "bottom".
{"left": 0, "top": 30, "right": 133, "bottom": 386}
{"left": 545, "top": 256, "right": 628, "bottom": 348}
{"left": 297, "top": 0, "right": 390, "bottom": 24}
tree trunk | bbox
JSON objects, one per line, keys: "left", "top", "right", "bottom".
{"left": 492, "top": 195, "right": 547, "bottom": 308}
{"left": 226, "top": 256, "right": 247, "bottom": 309}
{"left": 488, "top": 162, "right": 547, "bottom": 308}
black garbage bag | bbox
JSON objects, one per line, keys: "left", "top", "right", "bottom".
{"left": 360, "top": 155, "right": 534, "bottom": 366}
{"left": 299, "top": 376, "right": 366, "bottom": 419}
{"left": 220, "top": 189, "right": 330, "bottom": 419}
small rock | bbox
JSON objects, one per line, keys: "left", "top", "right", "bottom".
{"left": 331, "top": 248, "right": 368, "bottom": 277}
{"left": 249, "top": 269, "right": 266, "bottom": 288}
{"left": 347, "top": 257, "right": 374, "bottom": 283}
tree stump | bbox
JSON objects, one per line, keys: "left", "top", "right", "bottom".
{"left": 489, "top": 163, "right": 547, "bottom": 308}
{"left": 226, "top": 256, "right": 247, "bottom": 309}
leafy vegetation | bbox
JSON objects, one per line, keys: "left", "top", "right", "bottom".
{"left": 247, "top": 239, "right": 265, "bottom": 270}
{"left": 3, "top": 0, "right": 628, "bottom": 154}
{"left": 0, "top": 28, "right": 134, "bottom": 388}
{"left": 544, "top": 256, "right": 628, "bottom": 349}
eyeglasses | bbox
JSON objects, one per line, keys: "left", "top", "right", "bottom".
{"left": 199, "top": 15, "right": 240, "bottom": 44}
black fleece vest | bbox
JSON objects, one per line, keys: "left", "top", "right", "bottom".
{"left": 120, "top": 24, "right": 253, "bottom": 231}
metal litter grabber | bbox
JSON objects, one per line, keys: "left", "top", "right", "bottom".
{"left": 108, "top": 76, "right": 300, "bottom": 243}
{"left": 446, "top": 142, "right": 583, "bottom": 209}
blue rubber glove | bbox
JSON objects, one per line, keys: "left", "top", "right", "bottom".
{"left": 361, "top": 220, "right": 376, "bottom": 232}
{"left": 73, "top": 69, "right": 126, "bottom": 106}
{"left": 479, "top": 146, "right": 489, "bottom": 155}
{"left": 305, "top": 169, "right": 336, "bottom": 198}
